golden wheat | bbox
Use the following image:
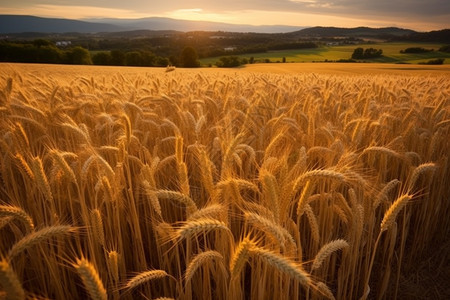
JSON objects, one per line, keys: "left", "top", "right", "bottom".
{"left": 0, "top": 258, "right": 26, "bottom": 300}
{"left": 0, "top": 65, "right": 448, "bottom": 300}
{"left": 74, "top": 258, "right": 107, "bottom": 300}
{"left": 8, "top": 225, "right": 76, "bottom": 259}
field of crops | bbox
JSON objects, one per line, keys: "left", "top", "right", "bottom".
{"left": 0, "top": 63, "right": 449, "bottom": 299}
{"left": 200, "top": 42, "right": 450, "bottom": 66}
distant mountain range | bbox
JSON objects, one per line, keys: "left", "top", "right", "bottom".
{"left": 287, "top": 26, "right": 417, "bottom": 37}
{"left": 0, "top": 15, "right": 305, "bottom": 34}
{"left": 1, "top": 15, "right": 449, "bottom": 43}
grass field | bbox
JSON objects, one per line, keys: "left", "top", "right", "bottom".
{"left": 200, "top": 42, "right": 450, "bottom": 65}
{"left": 0, "top": 63, "right": 449, "bottom": 300}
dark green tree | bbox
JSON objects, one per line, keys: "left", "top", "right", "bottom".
{"left": 33, "top": 39, "right": 53, "bottom": 48}
{"left": 125, "top": 51, "right": 143, "bottom": 66}
{"left": 180, "top": 46, "right": 200, "bottom": 68}
{"left": 110, "top": 50, "right": 125, "bottom": 66}
{"left": 36, "top": 46, "right": 62, "bottom": 63}
{"left": 156, "top": 56, "right": 170, "bottom": 67}
{"left": 351, "top": 47, "right": 364, "bottom": 59}
{"left": 352, "top": 47, "right": 383, "bottom": 59}
{"left": 439, "top": 45, "right": 450, "bottom": 53}
{"left": 92, "top": 52, "right": 112, "bottom": 65}
{"left": 141, "top": 51, "right": 156, "bottom": 66}
{"left": 66, "top": 47, "right": 92, "bottom": 65}
{"left": 216, "top": 56, "right": 248, "bottom": 68}
{"left": 169, "top": 55, "right": 179, "bottom": 66}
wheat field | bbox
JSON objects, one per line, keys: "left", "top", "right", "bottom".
{"left": 0, "top": 63, "right": 449, "bottom": 299}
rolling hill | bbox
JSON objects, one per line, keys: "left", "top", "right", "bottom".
{"left": 0, "top": 15, "right": 305, "bottom": 34}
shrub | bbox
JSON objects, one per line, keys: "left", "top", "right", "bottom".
{"left": 419, "top": 58, "right": 445, "bottom": 65}
{"left": 400, "top": 47, "right": 433, "bottom": 53}
{"left": 216, "top": 56, "right": 247, "bottom": 68}
{"left": 439, "top": 45, "right": 450, "bottom": 53}
{"left": 351, "top": 47, "right": 383, "bottom": 59}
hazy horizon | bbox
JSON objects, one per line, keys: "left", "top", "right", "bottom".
{"left": 1, "top": 0, "right": 449, "bottom": 32}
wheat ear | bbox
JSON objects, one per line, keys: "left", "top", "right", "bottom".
{"left": 31, "top": 156, "right": 53, "bottom": 202}
{"left": 261, "top": 171, "right": 280, "bottom": 221}
{"left": 0, "top": 205, "right": 34, "bottom": 232}
{"left": 294, "top": 169, "right": 345, "bottom": 192}
{"left": 380, "top": 194, "right": 412, "bottom": 232}
{"left": 296, "top": 180, "right": 313, "bottom": 217}
{"left": 251, "top": 246, "right": 311, "bottom": 286}
{"left": 107, "top": 250, "right": 119, "bottom": 285}
{"left": 244, "top": 211, "right": 287, "bottom": 248}
{"left": 230, "top": 237, "right": 255, "bottom": 278}
{"left": 316, "top": 281, "right": 336, "bottom": 300}
{"left": 304, "top": 204, "right": 320, "bottom": 244}
{"left": 184, "top": 250, "right": 224, "bottom": 284}
{"left": 311, "top": 239, "right": 349, "bottom": 270}
{"left": 14, "top": 153, "right": 34, "bottom": 180}
{"left": 187, "top": 203, "right": 225, "bottom": 221}
{"left": 125, "top": 270, "right": 168, "bottom": 290}
{"left": 156, "top": 189, "right": 198, "bottom": 214}
{"left": 374, "top": 179, "right": 400, "bottom": 209}
{"left": 142, "top": 180, "right": 162, "bottom": 218}
{"left": 49, "top": 149, "right": 77, "bottom": 183}
{"left": 8, "top": 225, "right": 76, "bottom": 259}
{"left": 176, "top": 218, "right": 229, "bottom": 240}
{"left": 74, "top": 258, "right": 107, "bottom": 300}
{"left": 90, "top": 209, "right": 105, "bottom": 247}
{"left": 0, "top": 216, "right": 14, "bottom": 231}
{"left": 407, "top": 162, "right": 437, "bottom": 191}
{"left": 0, "top": 258, "right": 26, "bottom": 300}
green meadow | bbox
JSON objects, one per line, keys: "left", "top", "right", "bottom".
{"left": 200, "top": 42, "right": 450, "bottom": 65}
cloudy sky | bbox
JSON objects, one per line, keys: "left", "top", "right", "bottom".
{"left": 1, "top": 0, "right": 449, "bottom": 30}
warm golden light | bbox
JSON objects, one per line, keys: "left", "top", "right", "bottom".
{"left": 0, "top": 2, "right": 448, "bottom": 31}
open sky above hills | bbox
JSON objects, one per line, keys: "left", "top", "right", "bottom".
{"left": 1, "top": 0, "right": 449, "bottom": 31}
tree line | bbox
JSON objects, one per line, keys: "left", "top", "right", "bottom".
{"left": 0, "top": 39, "right": 92, "bottom": 64}
{"left": 0, "top": 39, "right": 172, "bottom": 67}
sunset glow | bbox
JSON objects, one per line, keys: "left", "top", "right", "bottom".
{"left": 1, "top": 0, "right": 449, "bottom": 31}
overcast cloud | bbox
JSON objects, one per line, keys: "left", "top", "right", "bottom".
{"left": 1, "top": 0, "right": 449, "bottom": 30}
